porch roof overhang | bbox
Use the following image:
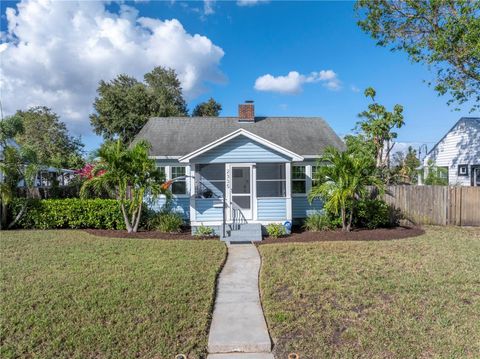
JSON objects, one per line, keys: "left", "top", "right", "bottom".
{"left": 178, "top": 129, "right": 304, "bottom": 163}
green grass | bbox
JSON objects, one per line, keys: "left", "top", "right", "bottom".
{"left": 259, "top": 226, "right": 480, "bottom": 358}
{"left": 0, "top": 230, "right": 226, "bottom": 359}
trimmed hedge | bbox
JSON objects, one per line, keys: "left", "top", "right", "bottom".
{"left": 12, "top": 198, "right": 131, "bottom": 230}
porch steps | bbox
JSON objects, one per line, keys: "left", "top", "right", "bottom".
{"left": 221, "top": 223, "right": 262, "bottom": 242}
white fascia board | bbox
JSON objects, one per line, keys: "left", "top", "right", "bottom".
{"left": 178, "top": 129, "right": 304, "bottom": 163}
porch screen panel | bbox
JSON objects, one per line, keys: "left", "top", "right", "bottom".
{"left": 196, "top": 164, "right": 225, "bottom": 198}
{"left": 256, "top": 163, "right": 286, "bottom": 197}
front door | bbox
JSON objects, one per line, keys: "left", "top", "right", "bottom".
{"left": 227, "top": 164, "right": 253, "bottom": 220}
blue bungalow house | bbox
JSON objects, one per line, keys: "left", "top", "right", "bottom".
{"left": 133, "top": 101, "right": 345, "bottom": 241}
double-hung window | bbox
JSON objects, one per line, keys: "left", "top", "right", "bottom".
{"left": 292, "top": 165, "right": 306, "bottom": 194}
{"left": 171, "top": 166, "right": 187, "bottom": 195}
{"left": 311, "top": 165, "right": 320, "bottom": 188}
{"left": 256, "top": 163, "right": 286, "bottom": 197}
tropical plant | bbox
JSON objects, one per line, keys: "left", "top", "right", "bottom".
{"left": 80, "top": 140, "right": 166, "bottom": 233}
{"left": 265, "top": 223, "right": 287, "bottom": 238}
{"left": 149, "top": 211, "right": 184, "bottom": 233}
{"left": 303, "top": 212, "right": 340, "bottom": 231}
{"left": 309, "top": 146, "right": 383, "bottom": 232}
{"left": 194, "top": 224, "right": 215, "bottom": 237}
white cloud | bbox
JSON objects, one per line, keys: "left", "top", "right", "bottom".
{"left": 237, "top": 0, "right": 269, "bottom": 6}
{"left": 350, "top": 85, "right": 361, "bottom": 93}
{"left": 0, "top": 0, "right": 225, "bottom": 135}
{"left": 254, "top": 70, "right": 341, "bottom": 94}
{"left": 204, "top": 0, "right": 215, "bottom": 15}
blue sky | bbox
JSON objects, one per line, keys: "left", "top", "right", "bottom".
{"left": 1, "top": 0, "right": 477, "bottom": 155}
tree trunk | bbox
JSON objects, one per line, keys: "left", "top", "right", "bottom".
{"left": 346, "top": 209, "right": 353, "bottom": 232}
{"left": 1, "top": 202, "right": 7, "bottom": 230}
{"left": 133, "top": 201, "right": 143, "bottom": 233}
{"left": 341, "top": 206, "right": 347, "bottom": 231}
{"left": 8, "top": 203, "right": 27, "bottom": 229}
{"left": 120, "top": 202, "right": 133, "bottom": 233}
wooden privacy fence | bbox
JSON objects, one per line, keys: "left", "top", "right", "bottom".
{"left": 380, "top": 185, "right": 480, "bottom": 226}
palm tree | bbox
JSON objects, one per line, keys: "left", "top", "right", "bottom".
{"left": 309, "top": 146, "right": 383, "bottom": 231}
{"left": 80, "top": 140, "right": 165, "bottom": 233}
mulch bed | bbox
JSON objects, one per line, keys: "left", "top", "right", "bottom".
{"left": 259, "top": 226, "right": 425, "bottom": 245}
{"left": 84, "top": 228, "right": 217, "bottom": 240}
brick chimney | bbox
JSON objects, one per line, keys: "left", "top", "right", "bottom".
{"left": 238, "top": 100, "right": 255, "bottom": 122}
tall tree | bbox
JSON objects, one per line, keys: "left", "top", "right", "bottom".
{"left": 357, "top": 87, "right": 404, "bottom": 181}
{"left": 356, "top": 0, "right": 480, "bottom": 111}
{"left": 192, "top": 98, "right": 222, "bottom": 117}
{"left": 11, "top": 107, "right": 84, "bottom": 169}
{"left": 90, "top": 67, "right": 188, "bottom": 145}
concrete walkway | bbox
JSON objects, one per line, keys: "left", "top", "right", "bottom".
{"left": 207, "top": 243, "right": 273, "bottom": 359}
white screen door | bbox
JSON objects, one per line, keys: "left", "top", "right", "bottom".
{"left": 228, "top": 165, "right": 253, "bottom": 220}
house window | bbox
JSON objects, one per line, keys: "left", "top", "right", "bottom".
{"left": 196, "top": 164, "right": 225, "bottom": 198}
{"left": 256, "top": 163, "right": 286, "bottom": 197}
{"left": 171, "top": 166, "right": 187, "bottom": 195}
{"left": 458, "top": 165, "right": 469, "bottom": 176}
{"left": 157, "top": 166, "right": 166, "bottom": 180}
{"left": 292, "top": 165, "right": 306, "bottom": 194}
{"left": 312, "top": 165, "right": 320, "bottom": 188}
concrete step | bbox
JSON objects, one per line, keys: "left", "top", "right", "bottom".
{"left": 207, "top": 353, "right": 274, "bottom": 359}
{"left": 221, "top": 223, "right": 262, "bottom": 242}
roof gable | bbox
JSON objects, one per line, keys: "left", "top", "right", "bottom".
{"left": 179, "top": 129, "right": 303, "bottom": 163}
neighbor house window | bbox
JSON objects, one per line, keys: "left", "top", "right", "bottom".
{"left": 157, "top": 166, "right": 166, "bottom": 181}
{"left": 439, "top": 166, "right": 449, "bottom": 184}
{"left": 292, "top": 165, "right": 306, "bottom": 194}
{"left": 196, "top": 164, "right": 225, "bottom": 198}
{"left": 458, "top": 165, "right": 468, "bottom": 176}
{"left": 256, "top": 163, "right": 286, "bottom": 197}
{"left": 171, "top": 166, "right": 187, "bottom": 195}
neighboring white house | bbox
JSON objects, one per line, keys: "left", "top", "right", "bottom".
{"left": 420, "top": 117, "right": 480, "bottom": 186}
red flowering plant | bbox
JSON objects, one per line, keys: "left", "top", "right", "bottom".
{"left": 75, "top": 163, "right": 106, "bottom": 179}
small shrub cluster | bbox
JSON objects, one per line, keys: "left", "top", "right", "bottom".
{"left": 148, "top": 211, "right": 184, "bottom": 233}
{"left": 194, "top": 225, "right": 215, "bottom": 237}
{"left": 266, "top": 223, "right": 287, "bottom": 238}
{"left": 303, "top": 212, "right": 341, "bottom": 231}
{"left": 354, "top": 198, "right": 400, "bottom": 229}
{"left": 12, "top": 198, "right": 131, "bottom": 230}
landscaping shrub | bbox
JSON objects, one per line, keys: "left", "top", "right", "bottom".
{"left": 303, "top": 212, "right": 340, "bottom": 231}
{"left": 149, "top": 211, "right": 184, "bottom": 233}
{"left": 266, "top": 223, "right": 287, "bottom": 238}
{"left": 354, "top": 198, "right": 400, "bottom": 229}
{"left": 194, "top": 225, "right": 215, "bottom": 237}
{"left": 11, "top": 198, "right": 145, "bottom": 230}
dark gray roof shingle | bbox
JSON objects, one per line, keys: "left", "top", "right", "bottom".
{"left": 133, "top": 116, "right": 345, "bottom": 157}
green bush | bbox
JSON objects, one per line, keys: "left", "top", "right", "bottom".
{"left": 194, "top": 225, "right": 215, "bottom": 237}
{"left": 266, "top": 223, "right": 287, "bottom": 238}
{"left": 11, "top": 198, "right": 143, "bottom": 230}
{"left": 149, "top": 211, "right": 184, "bottom": 233}
{"left": 303, "top": 212, "right": 340, "bottom": 231}
{"left": 354, "top": 198, "right": 400, "bottom": 229}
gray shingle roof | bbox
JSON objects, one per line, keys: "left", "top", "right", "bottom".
{"left": 133, "top": 116, "right": 345, "bottom": 157}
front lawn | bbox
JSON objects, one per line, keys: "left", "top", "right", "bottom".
{"left": 259, "top": 226, "right": 480, "bottom": 358}
{"left": 0, "top": 230, "right": 226, "bottom": 359}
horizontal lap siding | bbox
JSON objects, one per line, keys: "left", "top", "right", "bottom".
{"left": 194, "top": 135, "right": 291, "bottom": 163}
{"left": 257, "top": 198, "right": 287, "bottom": 220}
{"left": 149, "top": 197, "right": 190, "bottom": 219}
{"left": 292, "top": 197, "right": 323, "bottom": 218}
{"left": 195, "top": 198, "right": 223, "bottom": 221}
